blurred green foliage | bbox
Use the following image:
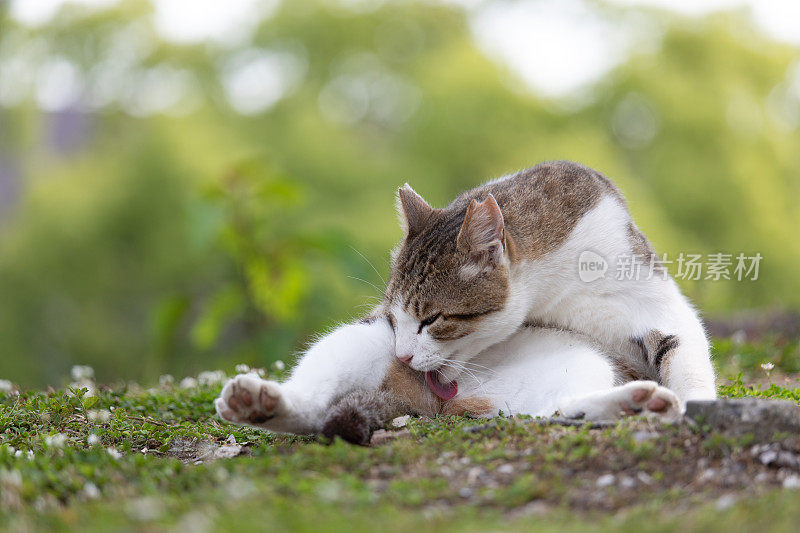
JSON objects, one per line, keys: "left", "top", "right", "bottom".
{"left": 0, "top": 0, "right": 799, "bottom": 386}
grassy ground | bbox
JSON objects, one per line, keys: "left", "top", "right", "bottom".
{"left": 2, "top": 337, "right": 800, "bottom": 532}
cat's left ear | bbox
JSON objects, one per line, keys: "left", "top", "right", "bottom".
{"left": 396, "top": 183, "right": 433, "bottom": 238}
{"left": 457, "top": 194, "right": 506, "bottom": 269}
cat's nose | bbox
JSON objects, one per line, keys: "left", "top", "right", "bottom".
{"left": 397, "top": 354, "right": 413, "bottom": 365}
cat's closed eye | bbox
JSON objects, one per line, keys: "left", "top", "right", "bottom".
{"left": 418, "top": 313, "right": 441, "bottom": 333}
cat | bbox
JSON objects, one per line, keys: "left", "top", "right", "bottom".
{"left": 215, "top": 161, "right": 716, "bottom": 444}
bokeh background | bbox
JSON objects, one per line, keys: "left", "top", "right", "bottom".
{"left": 0, "top": 0, "right": 798, "bottom": 387}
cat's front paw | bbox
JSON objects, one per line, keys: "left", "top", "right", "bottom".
{"left": 618, "top": 381, "right": 683, "bottom": 421}
{"left": 215, "top": 374, "right": 284, "bottom": 426}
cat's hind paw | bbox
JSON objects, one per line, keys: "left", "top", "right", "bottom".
{"left": 616, "top": 381, "right": 683, "bottom": 422}
{"left": 558, "top": 380, "right": 684, "bottom": 422}
{"left": 215, "top": 374, "right": 284, "bottom": 426}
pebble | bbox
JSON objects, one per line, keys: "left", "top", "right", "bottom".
{"left": 596, "top": 474, "right": 615, "bottom": 488}
{"left": 633, "top": 431, "right": 658, "bottom": 443}
{"left": 391, "top": 415, "right": 410, "bottom": 428}
{"left": 497, "top": 464, "right": 514, "bottom": 475}
{"left": 783, "top": 475, "right": 800, "bottom": 490}
{"left": 715, "top": 494, "right": 737, "bottom": 511}
{"left": 466, "top": 467, "right": 484, "bottom": 484}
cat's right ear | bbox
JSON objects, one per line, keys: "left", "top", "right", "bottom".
{"left": 457, "top": 194, "right": 506, "bottom": 271}
{"left": 396, "top": 184, "right": 433, "bottom": 238}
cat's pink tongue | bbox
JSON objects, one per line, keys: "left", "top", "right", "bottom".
{"left": 425, "top": 371, "right": 458, "bottom": 400}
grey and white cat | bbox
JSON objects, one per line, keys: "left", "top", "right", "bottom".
{"left": 215, "top": 161, "right": 716, "bottom": 444}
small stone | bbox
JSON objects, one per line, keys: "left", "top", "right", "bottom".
{"left": 466, "top": 467, "right": 483, "bottom": 484}
{"left": 391, "top": 415, "right": 411, "bottom": 428}
{"left": 214, "top": 444, "right": 242, "bottom": 459}
{"left": 633, "top": 431, "right": 658, "bottom": 443}
{"left": 458, "top": 487, "right": 473, "bottom": 498}
{"left": 783, "top": 475, "right": 800, "bottom": 490}
{"left": 715, "top": 494, "right": 737, "bottom": 510}
{"left": 521, "top": 501, "right": 549, "bottom": 516}
{"left": 497, "top": 464, "right": 514, "bottom": 475}
{"left": 596, "top": 474, "right": 615, "bottom": 488}
{"left": 698, "top": 468, "right": 717, "bottom": 482}
{"left": 619, "top": 476, "right": 636, "bottom": 489}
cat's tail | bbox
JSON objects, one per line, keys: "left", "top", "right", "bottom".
{"left": 321, "top": 390, "right": 406, "bottom": 445}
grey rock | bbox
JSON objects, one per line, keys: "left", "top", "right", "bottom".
{"left": 596, "top": 474, "right": 615, "bottom": 488}
{"left": 685, "top": 399, "right": 800, "bottom": 441}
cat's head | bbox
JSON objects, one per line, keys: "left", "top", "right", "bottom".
{"left": 385, "top": 184, "right": 516, "bottom": 380}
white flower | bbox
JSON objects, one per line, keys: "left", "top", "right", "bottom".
{"left": 26, "top": 450, "right": 34, "bottom": 461}
{"left": 158, "top": 374, "right": 174, "bottom": 388}
{"left": 235, "top": 364, "right": 250, "bottom": 374}
{"left": 14, "top": 450, "right": 22, "bottom": 458}
{"left": 45, "top": 433, "right": 67, "bottom": 449}
{"left": 7, "top": 446, "right": 15, "bottom": 454}
{"left": 761, "top": 362, "right": 775, "bottom": 372}
{"left": 71, "top": 365, "right": 95, "bottom": 381}
{"left": 179, "top": 377, "right": 198, "bottom": 389}
{"left": 255, "top": 368, "right": 266, "bottom": 377}
{"left": 70, "top": 381, "right": 97, "bottom": 397}
{"left": 198, "top": 370, "right": 226, "bottom": 386}
{"left": 82, "top": 482, "right": 101, "bottom": 499}
{"left": 87, "top": 410, "right": 111, "bottom": 424}
{"left": 107, "top": 447, "right": 122, "bottom": 459}
{"left": 87, "top": 434, "right": 101, "bottom": 446}
{"left": 0, "top": 379, "right": 15, "bottom": 394}
{"left": 272, "top": 360, "right": 285, "bottom": 372}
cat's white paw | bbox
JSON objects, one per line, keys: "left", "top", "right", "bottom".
{"left": 615, "top": 381, "right": 683, "bottom": 421}
{"left": 558, "top": 380, "right": 683, "bottom": 422}
{"left": 215, "top": 374, "right": 285, "bottom": 426}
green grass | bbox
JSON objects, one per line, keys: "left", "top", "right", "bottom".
{"left": 3, "top": 340, "right": 800, "bottom": 532}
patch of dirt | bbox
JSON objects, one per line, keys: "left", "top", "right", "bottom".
{"left": 363, "top": 415, "right": 800, "bottom": 513}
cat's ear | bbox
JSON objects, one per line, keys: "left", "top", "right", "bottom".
{"left": 457, "top": 194, "right": 505, "bottom": 269}
{"left": 396, "top": 184, "right": 433, "bottom": 238}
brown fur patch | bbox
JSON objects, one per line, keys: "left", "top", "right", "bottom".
{"left": 379, "top": 360, "right": 494, "bottom": 417}
{"left": 380, "top": 360, "right": 440, "bottom": 417}
{"left": 464, "top": 161, "right": 624, "bottom": 261}
{"left": 441, "top": 396, "right": 495, "bottom": 417}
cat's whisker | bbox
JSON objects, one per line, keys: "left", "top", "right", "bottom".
{"left": 438, "top": 361, "right": 484, "bottom": 390}
{"left": 347, "top": 275, "right": 384, "bottom": 296}
{"left": 455, "top": 360, "right": 497, "bottom": 373}
{"left": 349, "top": 245, "right": 387, "bottom": 288}
{"left": 441, "top": 358, "right": 497, "bottom": 376}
